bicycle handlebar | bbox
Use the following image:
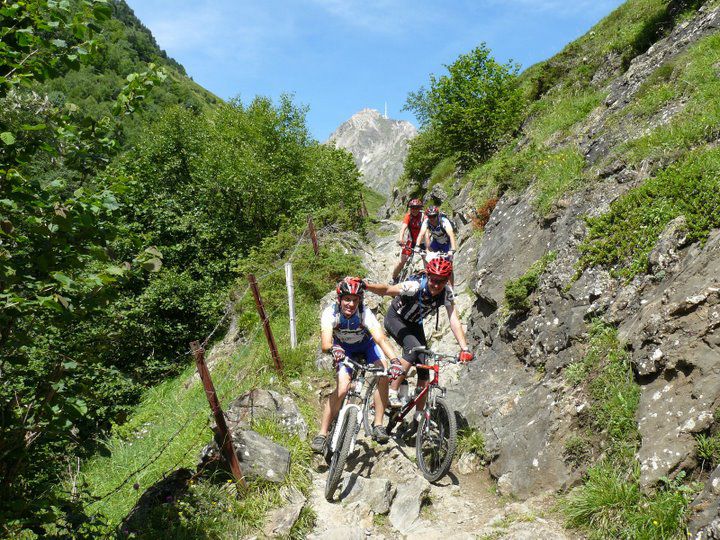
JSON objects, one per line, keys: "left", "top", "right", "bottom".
{"left": 340, "top": 357, "right": 388, "bottom": 376}
{"left": 409, "top": 346, "right": 460, "bottom": 364}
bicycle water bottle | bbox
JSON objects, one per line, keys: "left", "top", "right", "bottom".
{"left": 398, "top": 380, "right": 409, "bottom": 405}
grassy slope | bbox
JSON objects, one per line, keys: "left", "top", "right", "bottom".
{"left": 79, "top": 240, "right": 362, "bottom": 537}
{"left": 469, "top": 0, "right": 716, "bottom": 215}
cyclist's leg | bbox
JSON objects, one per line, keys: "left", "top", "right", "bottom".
{"left": 383, "top": 310, "right": 415, "bottom": 392}
{"left": 392, "top": 251, "right": 409, "bottom": 281}
{"left": 363, "top": 341, "right": 388, "bottom": 427}
{"left": 318, "top": 361, "right": 353, "bottom": 436}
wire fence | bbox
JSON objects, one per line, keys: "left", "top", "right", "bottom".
{"left": 85, "top": 220, "right": 320, "bottom": 510}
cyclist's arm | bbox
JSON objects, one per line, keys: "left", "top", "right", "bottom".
{"left": 367, "top": 326, "right": 395, "bottom": 368}
{"left": 320, "top": 308, "right": 335, "bottom": 352}
{"left": 397, "top": 222, "right": 408, "bottom": 245}
{"left": 418, "top": 222, "right": 429, "bottom": 247}
{"left": 445, "top": 221, "right": 457, "bottom": 251}
{"left": 365, "top": 282, "right": 402, "bottom": 296}
{"left": 446, "top": 303, "right": 468, "bottom": 350}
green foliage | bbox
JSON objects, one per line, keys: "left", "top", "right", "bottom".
{"left": 457, "top": 427, "right": 487, "bottom": 461}
{"left": 578, "top": 146, "right": 720, "bottom": 279}
{"left": 564, "top": 436, "right": 592, "bottom": 467}
{"left": 616, "top": 32, "right": 720, "bottom": 166}
{"left": 80, "top": 234, "right": 360, "bottom": 535}
{"left": 404, "top": 44, "right": 524, "bottom": 171}
{"left": 504, "top": 252, "right": 557, "bottom": 313}
{"left": 696, "top": 433, "right": 720, "bottom": 469}
{"left": 560, "top": 321, "right": 685, "bottom": 538}
{"left": 563, "top": 465, "right": 697, "bottom": 539}
{"left": 362, "top": 186, "right": 386, "bottom": 218}
{"left": 403, "top": 125, "right": 447, "bottom": 186}
{"left": 526, "top": 89, "right": 604, "bottom": 142}
{"left": 428, "top": 155, "right": 457, "bottom": 192}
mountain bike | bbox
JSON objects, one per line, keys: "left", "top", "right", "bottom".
{"left": 324, "top": 356, "right": 387, "bottom": 501}
{"left": 363, "top": 346, "right": 459, "bottom": 482}
{"left": 397, "top": 243, "right": 426, "bottom": 283}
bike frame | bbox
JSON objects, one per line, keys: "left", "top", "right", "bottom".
{"left": 386, "top": 349, "right": 455, "bottom": 433}
{"left": 329, "top": 357, "right": 386, "bottom": 454}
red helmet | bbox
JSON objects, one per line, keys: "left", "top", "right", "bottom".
{"left": 425, "top": 205, "right": 439, "bottom": 217}
{"left": 426, "top": 258, "right": 453, "bottom": 279}
{"left": 336, "top": 277, "right": 366, "bottom": 300}
{"left": 408, "top": 198, "right": 423, "bottom": 209}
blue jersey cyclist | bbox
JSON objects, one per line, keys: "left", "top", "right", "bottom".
{"left": 418, "top": 205, "right": 457, "bottom": 258}
{"left": 311, "top": 277, "right": 401, "bottom": 453}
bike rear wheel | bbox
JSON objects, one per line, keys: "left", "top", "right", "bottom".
{"left": 415, "top": 396, "right": 457, "bottom": 482}
{"left": 324, "top": 413, "right": 358, "bottom": 501}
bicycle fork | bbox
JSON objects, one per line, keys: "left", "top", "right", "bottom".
{"left": 330, "top": 403, "right": 362, "bottom": 453}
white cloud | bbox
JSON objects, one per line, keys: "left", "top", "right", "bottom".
{"left": 308, "top": 0, "right": 441, "bottom": 34}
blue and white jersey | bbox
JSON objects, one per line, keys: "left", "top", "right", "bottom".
{"left": 320, "top": 304, "right": 380, "bottom": 345}
{"left": 423, "top": 216, "right": 452, "bottom": 246}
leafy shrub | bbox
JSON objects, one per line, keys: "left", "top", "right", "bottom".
{"left": 578, "top": 146, "right": 720, "bottom": 279}
{"left": 404, "top": 126, "right": 447, "bottom": 186}
{"left": 472, "top": 197, "right": 499, "bottom": 231}
{"left": 404, "top": 44, "right": 524, "bottom": 171}
{"left": 504, "top": 252, "right": 557, "bottom": 313}
{"left": 428, "top": 155, "right": 457, "bottom": 192}
{"left": 696, "top": 433, "right": 720, "bottom": 469}
{"left": 457, "top": 428, "right": 487, "bottom": 461}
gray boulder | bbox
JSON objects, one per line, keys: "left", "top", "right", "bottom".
{"left": 339, "top": 474, "right": 396, "bottom": 514}
{"left": 224, "top": 388, "right": 308, "bottom": 440}
{"left": 389, "top": 476, "right": 430, "bottom": 533}
{"left": 199, "top": 428, "right": 291, "bottom": 483}
{"left": 263, "top": 487, "right": 306, "bottom": 537}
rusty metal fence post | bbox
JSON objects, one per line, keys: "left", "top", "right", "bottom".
{"left": 247, "top": 274, "right": 284, "bottom": 374}
{"left": 190, "top": 341, "right": 246, "bottom": 488}
{"left": 307, "top": 215, "right": 319, "bottom": 256}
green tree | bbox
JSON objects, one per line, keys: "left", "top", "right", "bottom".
{"left": 404, "top": 44, "right": 524, "bottom": 171}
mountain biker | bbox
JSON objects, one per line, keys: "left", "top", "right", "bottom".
{"left": 391, "top": 198, "right": 425, "bottom": 284}
{"left": 311, "top": 277, "right": 401, "bottom": 453}
{"left": 364, "top": 258, "right": 473, "bottom": 412}
{"left": 418, "top": 205, "right": 457, "bottom": 262}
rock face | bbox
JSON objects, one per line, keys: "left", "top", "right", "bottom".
{"left": 439, "top": 3, "right": 720, "bottom": 507}
{"left": 327, "top": 108, "right": 416, "bottom": 196}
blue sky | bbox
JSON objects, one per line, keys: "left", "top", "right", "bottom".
{"left": 125, "top": 0, "right": 625, "bottom": 141}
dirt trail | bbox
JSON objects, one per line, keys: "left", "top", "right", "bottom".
{"left": 306, "top": 221, "right": 571, "bottom": 539}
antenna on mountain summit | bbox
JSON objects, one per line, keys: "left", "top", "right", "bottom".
{"left": 384, "top": 102, "right": 388, "bottom": 119}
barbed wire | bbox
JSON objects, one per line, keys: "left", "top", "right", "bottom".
{"left": 84, "top": 222, "right": 318, "bottom": 508}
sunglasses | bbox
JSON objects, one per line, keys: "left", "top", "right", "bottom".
{"left": 428, "top": 277, "right": 448, "bottom": 286}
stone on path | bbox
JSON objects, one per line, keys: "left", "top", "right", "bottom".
{"left": 389, "top": 476, "right": 430, "bottom": 533}
{"left": 340, "top": 474, "right": 396, "bottom": 514}
{"left": 307, "top": 526, "right": 366, "bottom": 540}
{"left": 224, "top": 388, "right": 308, "bottom": 440}
{"left": 263, "top": 487, "right": 306, "bottom": 538}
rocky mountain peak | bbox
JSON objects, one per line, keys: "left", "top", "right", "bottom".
{"left": 327, "top": 108, "right": 416, "bottom": 196}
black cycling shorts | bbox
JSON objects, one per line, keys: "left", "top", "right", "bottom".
{"left": 384, "top": 307, "right": 429, "bottom": 381}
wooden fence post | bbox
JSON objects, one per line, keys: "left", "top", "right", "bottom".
{"left": 247, "top": 274, "right": 284, "bottom": 374}
{"left": 190, "top": 341, "right": 246, "bottom": 488}
{"left": 284, "top": 262, "right": 297, "bottom": 349}
{"left": 307, "top": 215, "right": 319, "bottom": 256}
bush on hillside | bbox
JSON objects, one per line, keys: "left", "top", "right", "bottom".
{"left": 404, "top": 44, "right": 524, "bottom": 172}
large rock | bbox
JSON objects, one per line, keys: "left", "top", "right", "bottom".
{"left": 620, "top": 231, "right": 720, "bottom": 487}
{"left": 199, "top": 428, "right": 291, "bottom": 483}
{"left": 263, "top": 487, "right": 306, "bottom": 537}
{"left": 389, "top": 476, "right": 430, "bottom": 533}
{"left": 224, "top": 388, "right": 308, "bottom": 440}
{"left": 339, "top": 474, "right": 396, "bottom": 514}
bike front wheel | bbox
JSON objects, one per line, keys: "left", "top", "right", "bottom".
{"left": 415, "top": 396, "right": 457, "bottom": 482}
{"left": 362, "top": 377, "right": 379, "bottom": 437}
{"left": 324, "top": 413, "right": 358, "bottom": 501}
